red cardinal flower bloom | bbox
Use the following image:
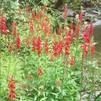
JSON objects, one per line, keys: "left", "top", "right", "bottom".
{"left": 81, "top": 44, "right": 89, "bottom": 57}
{"left": 16, "top": 35, "right": 21, "bottom": 49}
{"left": 64, "top": 31, "right": 73, "bottom": 56}
{"left": 53, "top": 41, "right": 63, "bottom": 57}
{"left": 41, "top": 18, "right": 51, "bottom": 36}
{"left": 83, "top": 33, "right": 90, "bottom": 44}
{"left": 32, "top": 37, "right": 42, "bottom": 55}
{"left": 65, "top": 31, "right": 73, "bottom": 45}
{"left": 65, "top": 46, "right": 70, "bottom": 56}
{"left": 0, "top": 17, "right": 8, "bottom": 35}
{"left": 8, "top": 76, "right": 16, "bottom": 100}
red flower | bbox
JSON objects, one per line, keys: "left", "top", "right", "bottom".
{"left": 16, "top": 35, "right": 21, "bottom": 49}
{"left": 8, "top": 76, "right": 16, "bottom": 100}
{"left": 9, "top": 91, "right": 16, "bottom": 100}
{"left": 65, "top": 32, "right": 72, "bottom": 48}
{"left": 64, "top": 31, "right": 72, "bottom": 56}
{"left": 37, "top": 67, "right": 44, "bottom": 77}
{"left": 83, "top": 33, "right": 90, "bottom": 44}
{"left": 65, "top": 46, "right": 70, "bottom": 56}
{"left": 32, "top": 37, "right": 42, "bottom": 55}
{"left": 53, "top": 41, "right": 63, "bottom": 57}
{"left": 41, "top": 19, "right": 51, "bottom": 36}
{"left": 81, "top": 44, "right": 89, "bottom": 57}
{"left": 0, "top": 17, "right": 8, "bottom": 35}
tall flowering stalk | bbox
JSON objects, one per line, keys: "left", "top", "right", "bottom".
{"left": 8, "top": 76, "right": 16, "bottom": 100}
{"left": 41, "top": 17, "right": 51, "bottom": 36}
{"left": 0, "top": 16, "right": 8, "bottom": 35}
{"left": 32, "top": 37, "right": 42, "bottom": 55}
{"left": 53, "top": 41, "right": 63, "bottom": 57}
{"left": 64, "top": 30, "right": 73, "bottom": 56}
{"left": 81, "top": 43, "right": 89, "bottom": 58}
{"left": 16, "top": 34, "right": 21, "bottom": 49}
{"left": 82, "top": 23, "right": 95, "bottom": 57}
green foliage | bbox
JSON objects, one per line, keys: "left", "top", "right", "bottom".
{"left": 0, "top": 0, "right": 101, "bottom": 101}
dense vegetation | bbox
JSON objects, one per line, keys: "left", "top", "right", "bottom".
{"left": 0, "top": 0, "right": 101, "bottom": 101}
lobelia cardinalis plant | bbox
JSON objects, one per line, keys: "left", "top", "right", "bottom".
{"left": 0, "top": 2, "right": 100, "bottom": 101}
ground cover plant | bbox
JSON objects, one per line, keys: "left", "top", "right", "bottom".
{"left": 0, "top": 0, "right": 101, "bottom": 101}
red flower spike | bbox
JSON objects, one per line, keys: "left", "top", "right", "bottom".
{"left": 8, "top": 76, "right": 16, "bottom": 100}
{"left": 65, "top": 46, "right": 70, "bottom": 56}
{"left": 81, "top": 44, "right": 89, "bottom": 57}
{"left": 53, "top": 41, "right": 63, "bottom": 57}
{"left": 65, "top": 32, "right": 72, "bottom": 45}
{"left": 16, "top": 35, "right": 21, "bottom": 49}
{"left": 0, "top": 17, "right": 8, "bottom": 35}
{"left": 41, "top": 19, "right": 51, "bottom": 36}
{"left": 83, "top": 33, "right": 90, "bottom": 44}
{"left": 32, "top": 37, "right": 42, "bottom": 55}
